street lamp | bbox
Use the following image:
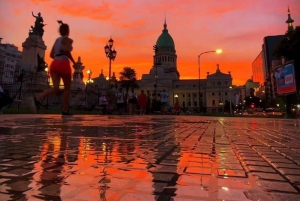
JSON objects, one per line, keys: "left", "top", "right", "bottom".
{"left": 198, "top": 49, "right": 222, "bottom": 113}
{"left": 104, "top": 38, "right": 117, "bottom": 80}
{"left": 45, "top": 67, "right": 50, "bottom": 109}
{"left": 229, "top": 86, "right": 232, "bottom": 115}
{"left": 173, "top": 94, "right": 179, "bottom": 105}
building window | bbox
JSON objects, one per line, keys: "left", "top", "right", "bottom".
{"left": 212, "top": 100, "right": 215, "bottom": 105}
{"left": 182, "top": 94, "right": 185, "bottom": 98}
{"left": 212, "top": 82, "right": 215, "bottom": 86}
{"left": 193, "top": 93, "right": 196, "bottom": 98}
{"left": 193, "top": 85, "right": 195, "bottom": 87}
{"left": 182, "top": 101, "right": 185, "bottom": 107}
{"left": 219, "top": 92, "right": 221, "bottom": 96}
{"left": 212, "top": 92, "right": 215, "bottom": 96}
{"left": 225, "top": 92, "right": 227, "bottom": 95}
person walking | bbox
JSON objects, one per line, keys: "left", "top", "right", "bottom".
{"left": 115, "top": 88, "right": 125, "bottom": 115}
{"left": 128, "top": 88, "right": 137, "bottom": 115}
{"left": 99, "top": 93, "right": 108, "bottom": 115}
{"left": 160, "top": 89, "right": 169, "bottom": 114}
{"left": 138, "top": 90, "right": 147, "bottom": 115}
{"left": 29, "top": 20, "right": 75, "bottom": 116}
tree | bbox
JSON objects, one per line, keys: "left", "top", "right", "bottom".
{"left": 119, "top": 67, "right": 139, "bottom": 100}
{"left": 273, "top": 26, "right": 300, "bottom": 117}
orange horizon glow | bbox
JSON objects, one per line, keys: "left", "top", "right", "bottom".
{"left": 1, "top": 0, "right": 300, "bottom": 85}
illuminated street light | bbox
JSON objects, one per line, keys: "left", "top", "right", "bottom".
{"left": 197, "top": 49, "right": 222, "bottom": 113}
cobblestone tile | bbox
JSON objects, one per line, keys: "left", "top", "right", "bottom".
{"left": 258, "top": 180, "right": 298, "bottom": 193}
{"left": 251, "top": 172, "right": 285, "bottom": 181}
{"left": 248, "top": 165, "right": 276, "bottom": 173}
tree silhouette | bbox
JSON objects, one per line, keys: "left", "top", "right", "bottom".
{"left": 119, "top": 67, "right": 139, "bottom": 101}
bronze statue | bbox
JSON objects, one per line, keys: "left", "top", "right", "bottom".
{"left": 30, "top": 12, "right": 46, "bottom": 37}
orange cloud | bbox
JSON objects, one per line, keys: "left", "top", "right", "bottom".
{"left": 50, "top": 1, "right": 113, "bottom": 21}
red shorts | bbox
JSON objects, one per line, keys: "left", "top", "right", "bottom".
{"left": 49, "top": 60, "right": 71, "bottom": 75}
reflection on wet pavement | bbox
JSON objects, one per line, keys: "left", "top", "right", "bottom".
{"left": 0, "top": 115, "right": 300, "bottom": 201}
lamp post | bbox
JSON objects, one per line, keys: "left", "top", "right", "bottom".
{"left": 45, "top": 67, "right": 50, "bottom": 109}
{"left": 229, "top": 86, "right": 232, "bottom": 115}
{"left": 86, "top": 69, "right": 93, "bottom": 108}
{"left": 173, "top": 94, "right": 178, "bottom": 105}
{"left": 104, "top": 38, "right": 117, "bottom": 80}
{"left": 198, "top": 49, "right": 222, "bottom": 113}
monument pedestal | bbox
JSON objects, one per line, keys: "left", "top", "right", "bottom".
{"left": 21, "top": 34, "right": 47, "bottom": 72}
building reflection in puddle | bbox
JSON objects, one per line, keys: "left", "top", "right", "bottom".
{"left": 0, "top": 116, "right": 275, "bottom": 200}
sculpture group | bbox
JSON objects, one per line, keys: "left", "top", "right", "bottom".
{"left": 29, "top": 12, "right": 46, "bottom": 37}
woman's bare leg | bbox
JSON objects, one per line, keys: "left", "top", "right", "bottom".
{"left": 37, "top": 72, "right": 60, "bottom": 102}
{"left": 61, "top": 73, "right": 71, "bottom": 113}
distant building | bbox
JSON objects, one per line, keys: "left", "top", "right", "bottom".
{"left": 252, "top": 8, "right": 295, "bottom": 100}
{"left": 138, "top": 20, "right": 234, "bottom": 113}
{"left": 0, "top": 40, "right": 22, "bottom": 89}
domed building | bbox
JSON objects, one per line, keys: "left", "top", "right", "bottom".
{"left": 139, "top": 20, "right": 234, "bottom": 113}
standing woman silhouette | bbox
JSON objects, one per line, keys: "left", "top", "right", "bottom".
{"left": 29, "top": 20, "right": 76, "bottom": 116}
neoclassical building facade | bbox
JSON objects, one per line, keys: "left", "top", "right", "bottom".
{"left": 138, "top": 21, "right": 233, "bottom": 112}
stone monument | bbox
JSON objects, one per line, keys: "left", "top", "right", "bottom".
{"left": 71, "top": 57, "right": 85, "bottom": 90}
{"left": 22, "top": 12, "right": 47, "bottom": 72}
{"left": 69, "top": 57, "right": 86, "bottom": 107}
{"left": 10, "top": 12, "right": 48, "bottom": 107}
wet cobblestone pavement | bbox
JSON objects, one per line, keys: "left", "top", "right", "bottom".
{"left": 0, "top": 115, "right": 300, "bottom": 201}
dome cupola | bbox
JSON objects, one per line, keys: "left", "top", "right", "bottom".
{"left": 156, "top": 21, "right": 175, "bottom": 51}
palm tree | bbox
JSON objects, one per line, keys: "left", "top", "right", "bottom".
{"left": 119, "top": 67, "right": 139, "bottom": 101}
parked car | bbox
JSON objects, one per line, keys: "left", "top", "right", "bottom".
{"left": 254, "top": 108, "right": 265, "bottom": 116}
{"left": 265, "top": 108, "right": 282, "bottom": 116}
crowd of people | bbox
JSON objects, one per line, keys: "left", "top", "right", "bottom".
{"left": 98, "top": 88, "right": 181, "bottom": 115}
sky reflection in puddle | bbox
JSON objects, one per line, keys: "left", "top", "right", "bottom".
{"left": 0, "top": 115, "right": 299, "bottom": 200}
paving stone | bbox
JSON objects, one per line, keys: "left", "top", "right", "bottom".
{"left": 278, "top": 168, "right": 300, "bottom": 175}
{"left": 286, "top": 175, "right": 300, "bottom": 183}
{"left": 218, "top": 169, "right": 246, "bottom": 177}
{"left": 270, "top": 193, "right": 300, "bottom": 201}
{"left": 251, "top": 172, "right": 285, "bottom": 181}
{"left": 272, "top": 163, "right": 300, "bottom": 169}
{"left": 248, "top": 166, "right": 276, "bottom": 173}
{"left": 242, "top": 156, "right": 265, "bottom": 161}
{"left": 151, "top": 173, "right": 175, "bottom": 182}
{"left": 265, "top": 158, "right": 293, "bottom": 164}
{"left": 243, "top": 161, "right": 270, "bottom": 166}
{"left": 258, "top": 181, "right": 297, "bottom": 193}
{"left": 185, "top": 167, "right": 211, "bottom": 175}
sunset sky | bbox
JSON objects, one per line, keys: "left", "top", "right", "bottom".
{"left": 1, "top": 0, "right": 299, "bottom": 85}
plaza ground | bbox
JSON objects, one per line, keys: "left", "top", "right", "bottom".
{"left": 0, "top": 115, "right": 300, "bottom": 201}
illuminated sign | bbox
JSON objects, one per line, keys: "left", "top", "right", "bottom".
{"left": 275, "top": 63, "right": 297, "bottom": 95}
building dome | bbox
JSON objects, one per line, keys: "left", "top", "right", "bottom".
{"left": 156, "top": 22, "right": 175, "bottom": 50}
